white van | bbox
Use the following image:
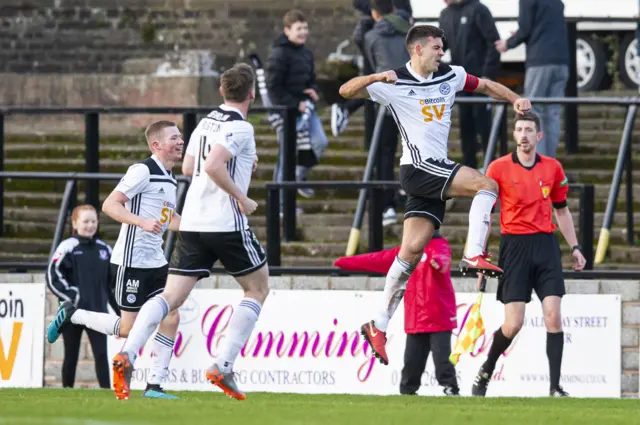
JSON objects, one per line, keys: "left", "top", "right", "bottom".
{"left": 411, "top": 0, "right": 638, "bottom": 91}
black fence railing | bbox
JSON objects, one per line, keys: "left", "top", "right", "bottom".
{"left": 266, "top": 180, "right": 596, "bottom": 270}
{"left": 0, "top": 105, "right": 298, "bottom": 236}
{"left": 0, "top": 96, "right": 637, "bottom": 271}
{"left": 0, "top": 171, "right": 631, "bottom": 280}
{"left": 275, "top": 97, "right": 640, "bottom": 247}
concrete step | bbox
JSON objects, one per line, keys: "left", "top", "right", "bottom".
{"left": 1, "top": 251, "right": 638, "bottom": 270}
{"left": 4, "top": 204, "right": 640, "bottom": 247}
{"left": 13, "top": 142, "right": 640, "bottom": 169}
{"left": 278, "top": 255, "right": 640, "bottom": 270}
{"left": 2, "top": 192, "right": 638, "bottom": 220}
{"left": 5, "top": 139, "right": 640, "bottom": 175}
{"left": 276, "top": 240, "right": 640, "bottom": 264}
{"left": 2, "top": 154, "right": 635, "bottom": 185}
{"left": 7, "top": 207, "right": 639, "bottom": 230}
{"left": 6, "top": 233, "right": 624, "bottom": 265}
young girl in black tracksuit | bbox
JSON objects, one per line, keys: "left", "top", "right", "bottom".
{"left": 46, "top": 204, "right": 118, "bottom": 388}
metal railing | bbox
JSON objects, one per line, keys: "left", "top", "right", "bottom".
{"left": 0, "top": 105, "right": 298, "bottom": 237}
{"left": 265, "top": 180, "right": 596, "bottom": 270}
{"left": 477, "top": 98, "right": 640, "bottom": 261}
{"left": 339, "top": 95, "right": 638, "bottom": 267}
{"left": 595, "top": 104, "right": 638, "bottom": 263}
{"left": 0, "top": 171, "right": 627, "bottom": 279}
{"left": 0, "top": 96, "right": 637, "bottom": 271}
{"left": 0, "top": 171, "right": 189, "bottom": 264}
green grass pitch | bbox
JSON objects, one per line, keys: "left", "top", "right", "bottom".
{"left": 0, "top": 389, "right": 638, "bottom": 425}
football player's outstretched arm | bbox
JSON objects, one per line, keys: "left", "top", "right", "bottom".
{"left": 339, "top": 71, "right": 398, "bottom": 99}
{"left": 474, "top": 78, "right": 531, "bottom": 114}
{"left": 204, "top": 144, "right": 257, "bottom": 215}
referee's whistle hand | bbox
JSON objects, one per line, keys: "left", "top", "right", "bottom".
{"left": 572, "top": 250, "right": 587, "bottom": 271}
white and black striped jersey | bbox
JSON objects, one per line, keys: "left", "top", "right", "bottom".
{"left": 110, "top": 155, "right": 177, "bottom": 269}
{"left": 366, "top": 61, "right": 473, "bottom": 166}
{"left": 180, "top": 104, "right": 257, "bottom": 232}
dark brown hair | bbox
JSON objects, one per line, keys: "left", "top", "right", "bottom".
{"left": 406, "top": 25, "right": 446, "bottom": 49}
{"left": 283, "top": 9, "right": 306, "bottom": 28}
{"left": 515, "top": 111, "right": 541, "bottom": 131}
{"left": 371, "top": 0, "right": 394, "bottom": 15}
{"left": 220, "top": 63, "right": 255, "bottom": 103}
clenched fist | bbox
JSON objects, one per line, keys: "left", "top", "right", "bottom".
{"left": 376, "top": 70, "right": 398, "bottom": 85}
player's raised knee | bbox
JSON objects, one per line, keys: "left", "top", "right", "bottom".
{"left": 479, "top": 175, "right": 499, "bottom": 195}
{"left": 401, "top": 239, "right": 427, "bottom": 266}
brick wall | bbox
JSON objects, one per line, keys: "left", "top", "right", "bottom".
{"left": 0, "top": 0, "right": 358, "bottom": 75}
{"left": 5, "top": 273, "right": 637, "bottom": 396}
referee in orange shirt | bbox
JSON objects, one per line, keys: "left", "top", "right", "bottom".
{"left": 471, "top": 111, "right": 586, "bottom": 398}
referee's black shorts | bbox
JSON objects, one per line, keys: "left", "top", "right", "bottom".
{"left": 496, "top": 232, "right": 565, "bottom": 304}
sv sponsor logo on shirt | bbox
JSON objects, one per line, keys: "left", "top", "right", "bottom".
{"left": 419, "top": 102, "right": 445, "bottom": 122}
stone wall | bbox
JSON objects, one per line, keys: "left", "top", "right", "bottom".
{"left": 1, "top": 73, "right": 215, "bottom": 134}
{"left": 0, "top": 0, "right": 358, "bottom": 75}
{"left": 3, "top": 273, "right": 638, "bottom": 397}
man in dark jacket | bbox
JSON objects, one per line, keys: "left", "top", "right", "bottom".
{"left": 267, "top": 9, "right": 328, "bottom": 202}
{"left": 331, "top": 0, "right": 413, "bottom": 138}
{"left": 496, "top": 0, "right": 569, "bottom": 157}
{"left": 440, "top": 0, "right": 500, "bottom": 170}
{"left": 361, "top": 0, "right": 411, "bottom": 227}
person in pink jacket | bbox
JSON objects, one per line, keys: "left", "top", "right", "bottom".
{"left": 334, "top": 231, "right": 459, "bottom": 395}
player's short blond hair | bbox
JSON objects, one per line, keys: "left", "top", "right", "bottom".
{"left": 144, "top": 120, "right": 177, "bottom": 150}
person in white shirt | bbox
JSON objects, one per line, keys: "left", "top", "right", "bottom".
{"left": 46, "top": 120, "right": 184, "bottom": 399}
{"left": 111, "top": 63, "right": 267, "bottom": 402}
{"left": 339, "top": 24, "right": 531, "bottom": 366}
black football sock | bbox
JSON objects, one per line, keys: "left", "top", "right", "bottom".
{"left": 482, "top": 327, "right": 513, "bottom": 374}
{"left": 547, "top": 331, "right": 564, "bottom": 390}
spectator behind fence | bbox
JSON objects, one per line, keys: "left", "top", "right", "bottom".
{"left": 334, "top": 231, "right": 459, "bottom": 396}
{"left": 440, "top": 0, "right": 500, "bottom": 170}
{"left": 495, "top": 0, "right": 569, "bottom": 157}
{"left": 267, "top": 9, "right": 328, "bottom": 205}
{"left": 330, "top": 0, "right": 413, "bottom": 137}
{"left": 45, "top": 204, "right": 118, "bottom": 389}
{"left": 363, "top": 0, "right": 411, "bottom": 227}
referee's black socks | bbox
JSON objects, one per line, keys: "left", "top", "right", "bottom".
{"left": 482, "top": 327, "right": 513, "bottom": 374}
{"left": 547, "top": 331, "right": 564, "bottom": 390}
